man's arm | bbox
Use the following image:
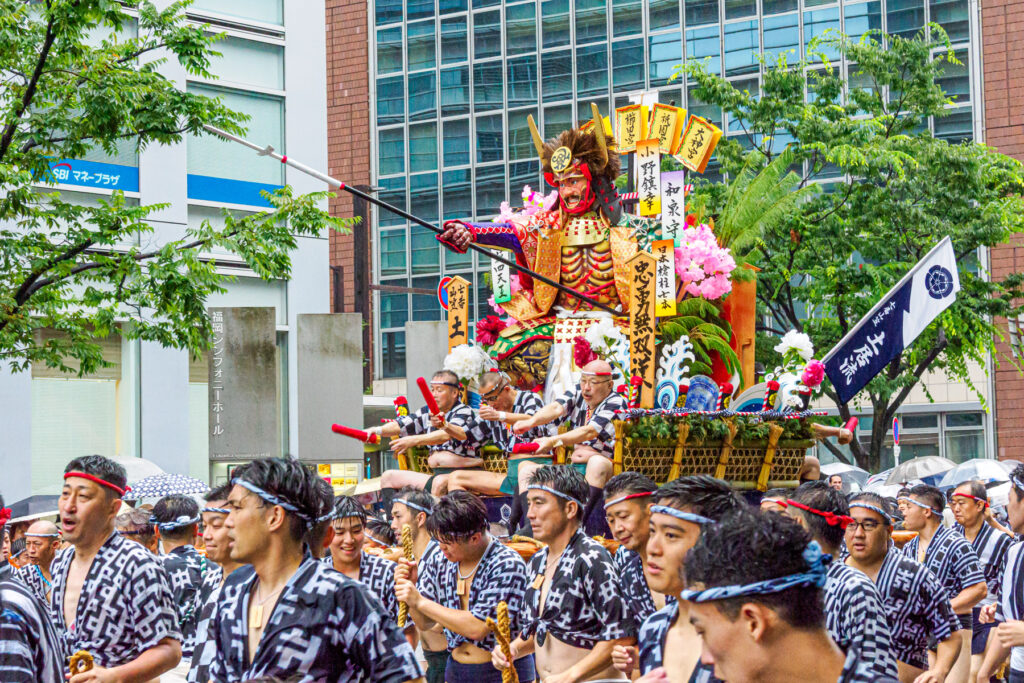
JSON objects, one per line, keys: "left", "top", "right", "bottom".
{"left": 976, "top": 634, "right": 1010, "bottom": 683}
{"left": 492, "top": 636, "right": 536, "bottom": 671}
{"left": 547, "top": 637, "right": 635, "bottom": 683}
{"left": 70, "top": 638, "right": 181, "bottom": 683}
{"left": 412, "top": 595, "right": 491, "bottom": 642}
{"left": 918, "top": 631, "right": 958, "bottom": 683}
{"left": 513, "top": 401, "right": 566, "bottom": 434}
{"left": 950, "top": 581, "right": 987, "bottom": 613}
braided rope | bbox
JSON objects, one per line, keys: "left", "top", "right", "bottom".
{"left": 397, "top": 524, "right": 414, "bottom": 627}
{"left": 487, "top": 601, "right": 519, "bottom": 683}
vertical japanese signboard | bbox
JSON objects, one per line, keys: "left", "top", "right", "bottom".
{"left": 490, "top": 253, "right": 512, "bottom": 304}
{"left": 628, "top": 251, "right": 658, "bottom": 408}
{"left": 660, "top": 170, "right": 688, "bottom": 245}
{"left": 651, "top": 240, "right": 677, "bottom": 317}
{"left": 636, "top": 139, "right": 662, "bottom": 217}
{"left": 446, "top": 276, "right": 471, "bottom": 350}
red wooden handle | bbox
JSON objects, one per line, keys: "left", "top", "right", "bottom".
{"left": 843, "top": 417, "right": 859, "bottom": 433}
{"left": 331, "top": 423, "right": 380, "bottom": 444}
{"left": 416, "top": 377, "right": 442, "bottom": 416}
{"left": 512, "top": 442, "right": 540, "bottom": 454}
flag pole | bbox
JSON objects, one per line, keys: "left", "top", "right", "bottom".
{"left": 202, "top": 124, "right": 624, "bottom": 317}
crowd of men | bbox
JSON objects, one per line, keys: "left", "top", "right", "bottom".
{"left": 4, "top": 365, "right": 1024, "bottom": 683}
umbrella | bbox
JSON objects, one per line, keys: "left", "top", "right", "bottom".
{"left": 123, "top": 473, "right": 209, "bottom": 501}
{"left": 820, "top": 462, "right": 869, "bottom": 493}
{"left": 864, "top": 479, "right": 924, "bottom": 499}
{"left": 999, "top": 459, "right": 1024, "bottom": 474}
{"left": 7, "top": 495, "right": 60, "bottom": 524}
{"left": 867, "top": 468, "right": 894, "bottom": 487}
{"left": 885, "top": 456, "right": 956, "bottom": 485}
{"left": 109, "top": 456, "right": 165, "bottom": 483}
{"left": 938, "top": 459, "right": 1011, "bottom": 489}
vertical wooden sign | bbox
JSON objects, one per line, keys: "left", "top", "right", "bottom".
{"left": 677, "top": 115, "right": 723, "bottom": 174}
{"left": 660, "top": 170, "right": 688, "bottom": 245}
{"left": 651, "top": 239, "right": 677, "bottom": 318}
{"left": 636, "top": 139, "right": 662, "bottom": 217}
{"left": 628, "top": 251, "right": 658, "bottom": 408}
{"left": 490, "top": 252, "right": 512, "bottom": 303}
{"left": 649, "top": 103, "right": 686, "bottom": 154}
{"left": 615, "top": 104, "right": 648, "bottom": 153}
{"left": 446, "top": 276, "right": 471, "bottom": 350}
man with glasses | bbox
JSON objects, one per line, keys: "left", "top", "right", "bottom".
{"left": 845, "top": 492, "right": 961, "bottom": 683}
{"left": 901, "top": 484, "right": 987, "bottom": 683}
{"left": 448, "top": 370, "right": 556, "bottom": 533}
{"left": 377, "top": 369, "right": 483, "bottom": 498}
{"left": 511, "top": 359, "right": 626, "bottom": 536}
{"left": 948, "top": 480, "right": 1014, "bottom": 682}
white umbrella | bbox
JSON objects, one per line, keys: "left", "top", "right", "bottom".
{"left": 938, "top": 459, "right": 1011, "bottom": 489}
{"left": 989, "top": 481, "right": 1012, "bottom": 509}
{"left": 867, "top": 468, "right": 894, "bottom": 487}
{"left": 886, "top": 456, "right": 956, "bottom": 485}
{"left": 999, "top": 459, "right": 1024, "bottom": 473}
{"left": 123, "top": 473, "right": 209, "bottom": 501}
{"left": 864, "top": 479, "right": 924, "bottom": 499}
{"left": 109, "top": 456, "right": 165, "bottom": 483}
{"left": 821, "top": 462, "right": 869, "bottom": 483}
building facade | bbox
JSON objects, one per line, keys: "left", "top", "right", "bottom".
{"left": 0, "top": 0, "right": 332, "bottom": 499}
{"left": 329, "top": 0, "right": 1005, "bottom": 468}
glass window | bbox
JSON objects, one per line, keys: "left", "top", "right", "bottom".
{"left": 408, "top": 72, "right": 437, "bottom": 120}
{"left": 443, "top": 168, "right": 473, "bottom": 221}
{"left": 934, "top": 107, "right": 973, "bottom": 143}
{"left": 380, "top": 289, "right": 409, "bottom": 330}
{"left": 725, "top": 0, "right": 755, "bottom": 19}
{"left": 476, "top": 115, "right": 504, "bottom": 163}
{"left": 474, "top": 62, "right": 504, "bottom": 112}
{"left": 544, "top": 103, "right": 573, "bottom": 138}
{"left": 381, "top": 331, "right": 406, "bottom": 378}
{"left": 441, "top": 17, "right": 468, "bottom": 63}
{"left": 210, "top": 36, "right": 284, "bottom": 90}
{"left": 648, "top": 0, "right": 680, "bottom": 31}
{"left": 903, "top": 414, "right": 938, "bottom": 429}
{"left": 409, "top": 122, "right": 438, "bottom": 173}
{"left": 378, "top": 177, "right": 406, "bottom": 228}
{"left": 658, "top": 87, "right": 683, "bottom": 106}
{"left": 408, "top": 0, "right": 435, "bottom": 21}
{"left": 412, "top": 276, "right": 445, "bottom": 319}
{"left": 411, "top": 225, "right": 441, "bottom": 275}
{"left": 508, "top": 107, "right": 539, "bottom": 160}
{"left": 474, "top": 10, "right": 502, "bottom": 60}
{"left": 649, "top": 32, "right": 682, "bottom": 86}
{"left": 475, "top": 0, "right": 501, "bottom": 8}
{"left": 192, "top": 0, "right": 283, "bottom": 24}
{"left": 761, "top": 0, "right": 795, "bottom": 13}
{"left": 576, "top": 0, "right": 607, "bottom": 44}
{"left": 508, "top": 160, "right": 541, "bottom": 200}
{"left": 542, "top": 0, "right": 571, "bottom": 48}
{"left": 476, "top": 164, "right": 506, "bottom": 218}
{"left": 542, "top": 50, "right": 573, "bottom": 102}
{"left": 763, "top": 13, "right": 798, "bottom": 61}
{"left": 727, "top": 77, "right": 758, "bottom": 137}
{"left": 378, "top": 128, "right": 405, "bottom": 176}
{"left": 507, "top": 3, "right": 537, "bottom": 54}
{"left": 576, "top": 43, "right": 609, "bottom": 98}
{"left": 613, "top": 0, "right": 642, "bottom": 37}
{"left": 378, "top": 27, "right": 403, "bottom": 73}
{"left": 508, "top": 55, "right": 538, "bottom": 108}
{"left": 612, "top": 39, "right": 645, "bottom": 91}
{"left": 380, "top": 230, "right": 407, "bottom": 278}
{"left": 374, "top": 0, "right": 402, "bottom": 25}
{"left": 887, "top": 0, "right": 924, "bottom": 39}
{"left": 377, "top": 76, "right": 405, "bottom": 126}
{"left": 803, "top": 7, "right": 840, "bottom": 62}
{"left": 931, "top": 0, "right": 968, "bottom": 42}
{"left": 724, "top": 21, "right": 759, "bottom": 76}
{"left": 936, "top": 49, "right": 970, "bottom": 104}
{"left": 187, "top": 85, "right": 283, "bottom": 185}
{"left": 845, "top": 2, "right": 881, "bottom": 43}
{"left": 407, "top": 19, "right": 436, "bottom": 71}
{"left": 846, "top": 65, "right": 878, "bottom": 113}
{"left": 685, "top": 0, "right": 718, "bottom": 27}
{"left": 410, "top": 172, "right": 439, "bottom": 222}
{"left": 443, "top": 119, "right": 470, "bottom": 166}
{"left": 686, "top": 25, "right": 721, "bottom": 76}
{"left": 440, "top": 0, "right": 467, "bottom": 11}
{"left": 441, "top": 66, "right": 471, "bottom": 116}
{"left": 687, "top": 92, "right": 722, "bottom": 128}
{"left": 947, "top": 412, "right": 983, "bottom": 428}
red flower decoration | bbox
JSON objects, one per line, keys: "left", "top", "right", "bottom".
{"left": 476, "top": 315, "right": 507, "bottom": 346}
{"left": 573, "top": 336, "right": 598, "bottom": 367}
{"left": 630, "top": 375, "right": 643, "bottom": 386}
{"left": 686, "top": 214, "right": 698, "bottom": 226}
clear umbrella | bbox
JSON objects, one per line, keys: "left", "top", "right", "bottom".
{"left": 109, "top": 456, "right": 165, "bottom": 483}
{"left": 123, "top": 473, "right": 209, "bottom": 501}
{"left": 885, "top": 456, "right": 956, "bottom": 486}
{"left": 938, "top": 459, "right": 1011, "bottom": 489}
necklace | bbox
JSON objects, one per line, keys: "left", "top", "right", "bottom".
{"left": 249, "top": 582, "right": 285, "bottom": 630}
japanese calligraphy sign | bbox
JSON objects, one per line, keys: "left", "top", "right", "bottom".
{"left": 615, "top": 104, "right": 648, "bottom": 153}
{"left": 446, "top": 276, "right": 471, "bottom": 350}
{"left": 580, "top": 115, "right": 613, "bottom": 138}
{"left": 208, "top": 307, "right": 278, "bottom": 461}
{"left": 660, "top": 170, "right": 688, "bottom": 245}
{"left": 636, "top": 139, "right": 662, "bottom": 217}
{"left": 649, "top": 104, "right": 686, "bottom": 155}
{"left": 628, "top": 251, "right": 658, "bottom": 409}
{"left": 677, "top": 115, "right": 723, "bottom": 174}
{"left": 490, "top": 251, "right": 512, "bottom": 304}
{"left": 651, "top": 240, "right": 677, "bottom": 317}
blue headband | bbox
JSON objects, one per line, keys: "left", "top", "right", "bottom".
{"left": 233, "top": 478, "right": 314, "bottom": 528}
{"left": 527, "top": 484, "right": 584, "bottom": 508}
{"left": 396, "top": 498, "right": 432, "bottom": 516}
{"left": 202, "top": 506, "right": 230, "bottom": 515}
{"left": 1012, "top": 475, "right": 1024, "bottom": 493}
{"left": 681, "top": 542, "right": 831, "bottom": 603}
{"left": 150, "top": 514, "right": 201, "bottom": 532}
{"left": 848, "top": 502, "right": 892, "bottom": 523}
{"left": 898, "top": 496, "right": 942, "bottom": 516}
{"left": 650, "top": 505, "right": 714, "bottom": 526}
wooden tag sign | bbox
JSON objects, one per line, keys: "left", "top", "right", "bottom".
{"left": 446, "top": 276, "right": 471, "bottom": 350}
{"left": 615, "top": 104, "right": 648, "bottom": 153}
{"left": 627, "top": 251, "right": 658, "bottom": 409}
{"left": 677, "top": 115, "right": 723, "bottom": 173}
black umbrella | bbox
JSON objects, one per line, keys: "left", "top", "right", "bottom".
{"left": 8, "top": 495, "right": 60, "bottom": 523}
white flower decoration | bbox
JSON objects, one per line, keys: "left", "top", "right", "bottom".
{"left": 774, "top": 330, "right": 815, "bottom": 363}
{"left": 443, "top": 344, "right": 494, "bottom": 382}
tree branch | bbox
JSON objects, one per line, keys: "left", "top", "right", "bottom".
{"left": 0, "top": 4, "right": 57, "bottom": 161}
{"left": 884, "top": 332, "right": 948, "bottom": 424}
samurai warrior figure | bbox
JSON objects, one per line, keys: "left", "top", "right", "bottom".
{"left": 439, "top": 105, "right": 639, "bottom": 398}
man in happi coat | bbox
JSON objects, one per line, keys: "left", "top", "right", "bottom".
{"left": 602, "top": 472, "right": 663, "bottom": 625}
{"left": 0, "top": 576, "right": 64, "bottom": 683}
{"left": 13, "top": 520, "right": 60, "bottom": 602}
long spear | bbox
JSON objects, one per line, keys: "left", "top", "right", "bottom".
{"left": 202, "top": 125, "right": 623, "bottom": 316}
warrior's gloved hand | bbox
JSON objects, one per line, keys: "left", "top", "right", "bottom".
{"left": 438, "top": 220, "right": 473, "bottom": 253}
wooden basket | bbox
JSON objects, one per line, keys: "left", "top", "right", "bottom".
{"left": 402, "top": 445, "right": 509, "bottom": 475}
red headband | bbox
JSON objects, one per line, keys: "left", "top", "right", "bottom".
{"left": 64, "top": 471, "right": 129, "bottom": 498}
{"left": 786, "top": 500, "right": 854, "bottom": 529}
{"left": 951, "top": 492, "right": 990, "bottom": 508}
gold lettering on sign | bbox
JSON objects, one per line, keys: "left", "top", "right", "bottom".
{"left": 628, "top": 251, "right": 658, "bottom": 408}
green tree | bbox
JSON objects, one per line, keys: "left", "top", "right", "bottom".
{"left": 0, "top": 0, "right": 352, "bottom": 375}
{"left": 677, "top": 27, "right": 1024, "bottom": 471}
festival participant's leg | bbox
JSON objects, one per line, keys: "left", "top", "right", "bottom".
{"left": 429, "top": 474, "right": 451, "bottom": 497}
{"left": 447, "top": 469, "right": 507, "bottom": 496}
{"left": 946, "top": 627, "right": 973, "bottom": 683}
{"left": 897, "top": 660, "right": 928, "bottom": 683}
{"left": 381, "top": 469, "right": 433, "bottom": 494}
{"left": 581, "top": 454, "right": 613, "bottom": 537}
{"left": 971, "top": 606, "right": 994, "bottom": 683}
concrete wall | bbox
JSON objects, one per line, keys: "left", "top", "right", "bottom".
{"left": 404, "top": 322, "right": 451, "bottom": 412}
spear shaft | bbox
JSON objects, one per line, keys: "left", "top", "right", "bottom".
{"left": 202, "top": 124, "right": 624, "bottom": 316}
